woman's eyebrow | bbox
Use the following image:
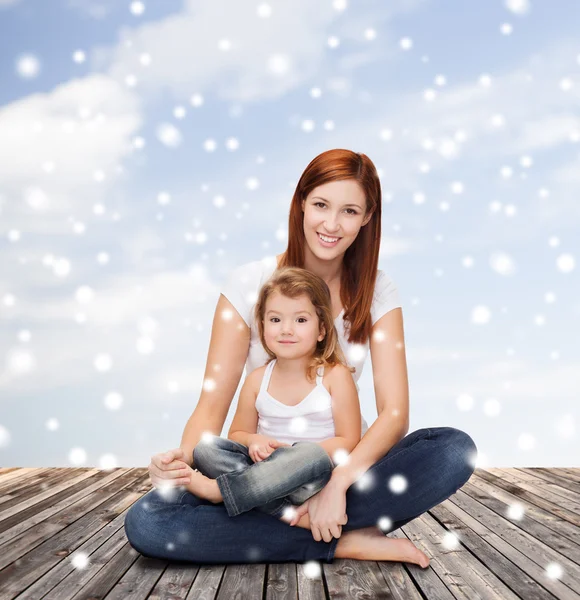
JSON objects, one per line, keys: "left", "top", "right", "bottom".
{"left": 312, "top": 196, "right": 362, "bottom": 209}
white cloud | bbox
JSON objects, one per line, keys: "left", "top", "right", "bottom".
{"left": 513, "top": 114, "right": 580, "bottom": 152}
{"left": 103, "top": 0, "right": 426, "bottom": 103}
{"left": 0, "top": 266, "right": 218, "bottom": 393}
{"left": 0, "top": 74, "right": 141, "bottom": 231}
{"left": 104, "top": 0, "right": 333, "bottom": 101}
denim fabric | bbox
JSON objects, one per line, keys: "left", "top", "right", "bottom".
{"left": 124, "top": 426, "right": 477, "bottom": 565}
{"left": 192, "top": 435, "right": 335, "bottom": 518}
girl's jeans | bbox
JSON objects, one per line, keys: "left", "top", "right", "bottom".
{"left": 124, "top": 427, "right": 477, "bottom": 564}
{"left": 192, "top": 435, "right": 335, "bottom": 518}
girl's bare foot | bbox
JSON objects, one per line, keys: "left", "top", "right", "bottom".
{"left": 185, "top": 470, "right": 223, "bottom": 504}
{"left": 335, "top": 527, "right": 430, "bottom": 568}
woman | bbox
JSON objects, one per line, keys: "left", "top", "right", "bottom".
{"left": 124, "top": 148, "right": 477, "bottom": 565}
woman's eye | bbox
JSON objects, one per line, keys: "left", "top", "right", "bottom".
{"left": 314, "top": 202, "right": 356, "bottom": 215}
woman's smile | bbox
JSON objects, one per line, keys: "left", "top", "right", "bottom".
{"left": 317, "top": 232, "right": 341, "bottom": 247}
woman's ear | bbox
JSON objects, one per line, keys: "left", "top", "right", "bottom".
{"left": 362, "top": 210, "right": 373, "bottom": 227}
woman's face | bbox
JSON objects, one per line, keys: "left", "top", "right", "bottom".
{"left": 263, "top": 291, "right": 325, "bottom": 360}
{"left": 301, "top": 179, "right": 372, "bottom": 262}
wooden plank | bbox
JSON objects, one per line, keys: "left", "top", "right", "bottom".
{"left": 216, "top": 564, "right": 266, "bottom": 600}
{"left": 472, "top": 470, "right": 580, "bottom": 528}
{"left": 0, "top": 468, "right": 42, "bottom": 485}
{"left": 0, "top": 468, "right": 52, "bottom": 495}
{"left": 451, "top": 488, "right": 580, "bottom": 597}
{"left": 389, "top": 527, "right": 455, "bottom": 600}
{"left": 186, "top": 565, "right": 225, "bottom": 599}
{"left": 94, "top": 552, "right": 168, "bottom": 600}
{"left": 120, "top": 557, "right": 201, "bottom": 600}
{"left": 0, "top": 470, "right": 149, "bottom": 596}
{"left": 465, "top": 477, "right": 580, "bottom": 557}
{"left": 265, "top": 563, "right": 298, "bottom": 600}
{"left": 491, "top": 469, "right": 580, "bottom": 512}
{"left": 16, "top": 520, "right": 133, "bottom": 599}
{"left": 375, "top": 561, "right": 423, "bottom": 600}
{"left": 518, "top": 469, "right": 580, "bottom": 495}
{"left": 296, "top": 561, "right": 327, "bottom": 599}
{"left": 324, "top": 558, "right": 392, "bottom": 598}
{"left": 430, "top": 502, "right": 560, "bottom": 600}
{"left": 0, "top": 468, "right": 132, "bottom": 551}
{"left": 0, "top": 469, "right": 99, "bottom": 521}
{"left": 554, "top": 469, "right": 580, "bottom": 484}
{"left": 439, "top": 497, "right": 579, "bottom": 599}
{"left": 0, "top": 469, "right": 78, "bottom": 508}
{"left": 404, "top": 512, "right": 520, "bottom": 600}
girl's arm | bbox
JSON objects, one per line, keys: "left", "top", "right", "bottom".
{"left": 179, "top": 294, "right": 250, "bottom": 466}
{"left": 227, "top": 367, "right": 262, "bottom": 447}
{"left": 318, "top": 364, "right": 362, "bottom": 459}
{"left": 331, "top": 308, "right": 410, "bottom": 489}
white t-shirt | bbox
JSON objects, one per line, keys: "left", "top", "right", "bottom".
{"left": 220, "top": 255, "right": 402, "bottom": 390}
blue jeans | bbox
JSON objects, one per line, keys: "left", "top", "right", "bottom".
{"left": 124, "top": 427, "right": 477, "bottom": 564}
{"left": 192, "top": 435, "right": 335, "bottom": 518}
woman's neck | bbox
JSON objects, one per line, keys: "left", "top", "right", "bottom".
{"left": 277, "top": 250, "right": 343, "bottom": 286}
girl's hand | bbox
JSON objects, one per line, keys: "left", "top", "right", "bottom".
{"left": 248, "top": 435, "right": 291, "bottom": 462}
{"left": 148, "top": 448, "right": 193, "bottom": 489}
{"left": 289, "top": 479, "right": 348, "bottom": 542}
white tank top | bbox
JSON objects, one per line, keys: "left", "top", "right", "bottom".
{"left": 255, "top": 359, "right": 335, "bottom": 445}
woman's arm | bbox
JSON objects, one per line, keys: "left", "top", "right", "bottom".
{"left": 318, "top": 364, "right": 362, "bottom": 459}
{"left": 227, "top": 367, "right": 261, "bottom": 447}
{"left": 331, "top": 307, "right": 410, "bottom": 489}
{"left": 179, "top": 294, "right": 250, "bottom": 466}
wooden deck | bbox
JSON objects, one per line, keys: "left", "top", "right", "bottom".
{"left": 0, "top": 467, "right": 579, "bottom": 599}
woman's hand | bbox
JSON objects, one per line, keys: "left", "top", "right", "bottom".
{"left": 248, "top": 435, "right": 291, "bottom": 462}
{"left": 289, "top": 478, "right": 348, "bottom": 542}
{"left": 148, "top": 448, "right": 193, "bottom": 489}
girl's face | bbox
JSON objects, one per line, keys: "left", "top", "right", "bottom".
{"left": 263, "top": 291, "right": 325, "bottom": 359}
{"left": 301, "top": 179, "right": 372, "bottom": 262}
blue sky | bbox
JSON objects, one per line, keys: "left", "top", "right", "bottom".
{"left": 0, "top": 0, "right": 579, "bottom": 468}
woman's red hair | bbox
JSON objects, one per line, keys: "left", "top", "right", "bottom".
{"left": 278, "top": 149, "right": 382, "bottom": 344}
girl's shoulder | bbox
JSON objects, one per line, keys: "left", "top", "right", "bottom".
{"left": 246, "top": 363, "right": 269, "bottom": 391}
{"left": 322, "top": 362, "right": 353, "bottom": 390}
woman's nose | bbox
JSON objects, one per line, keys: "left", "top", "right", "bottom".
{"left": 323, "top": 217, "right": 340, "bottom": 232}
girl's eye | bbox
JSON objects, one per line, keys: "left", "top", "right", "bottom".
{"left": 270, "top": 317, "right": 307, "bottom": 322}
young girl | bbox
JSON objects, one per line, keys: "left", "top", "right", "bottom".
{"left": 181, "top": 266, "right": 363, "bottom": 526}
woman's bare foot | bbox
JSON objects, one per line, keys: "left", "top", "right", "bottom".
{"left": 185, "top": 470, "right": 223, "bottom": 504}
{"left": 280, "top": 512, "right": 429, "bottom": 568}
{"left": 335, "top": 527, "right": 430, "bottom": 568}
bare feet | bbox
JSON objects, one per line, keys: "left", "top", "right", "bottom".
{"left": 185, "top": 470, "right": 223, "bottom": 504}
{"left": 279, "top": 511, "right": 429, "bottom": 568}
{"left": 335, "top": 527, "right": 430, "bottom": 568}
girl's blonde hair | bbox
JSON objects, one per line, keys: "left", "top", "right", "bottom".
{"left": 254, "top": 266, "right": 355, "bottom": 383}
